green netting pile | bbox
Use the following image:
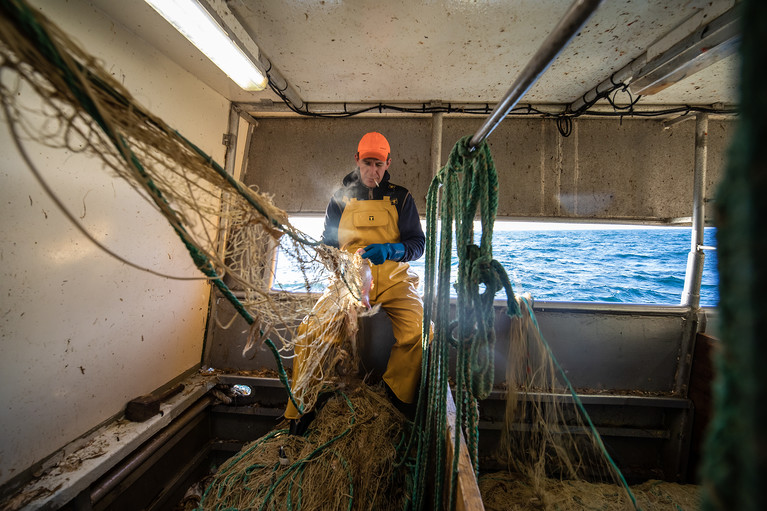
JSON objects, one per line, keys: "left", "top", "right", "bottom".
{"left": 199, "top": 383, "right": 412, "bottom": 511}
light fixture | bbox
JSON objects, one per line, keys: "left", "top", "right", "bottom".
{"left": 144, "top": 0, "right": 267, "bottom": 91}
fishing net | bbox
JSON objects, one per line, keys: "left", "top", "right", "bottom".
{"left": 495, "top": 296, "right": 641, "bottom": 510}
{"left": 479, "top": 471, "right": 699, "bottom": 511}
{"left": 199, "top": 383, "right": 412, "bottom": 511}
{"left": 0, "top": 0, "right": 373, "bottom": 417}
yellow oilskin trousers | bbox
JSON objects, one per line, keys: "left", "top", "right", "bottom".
{"left": 284, "top": 197, "right": 423, "bottom": 419}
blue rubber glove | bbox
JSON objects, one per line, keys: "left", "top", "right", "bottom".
{"left": 360, "top": 243, "right": 405, "bottom": 265}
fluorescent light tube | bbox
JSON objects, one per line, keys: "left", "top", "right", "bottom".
{"left": 145, "top": 0, "right": 267, "bottom": 91}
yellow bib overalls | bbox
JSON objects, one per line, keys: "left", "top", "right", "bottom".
{"left": 284, "top": 196, "right": 423, "bottom": 419}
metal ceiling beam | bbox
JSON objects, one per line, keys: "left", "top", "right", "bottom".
{"left": 629, "top": 7, "right": 740, "bottom": 96}
{"left": 469, "top": 0, "right": 604, "bottom": 149}
{"left": 567, "top": 56, "right": 646, "bottom": 113}
{"left": 569, "top": 5, "right": 740, "bottom": 113}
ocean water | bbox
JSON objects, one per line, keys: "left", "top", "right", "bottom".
{"left": 408, "top": 226, "right": 719, "bottom": 307}
{"left": 274, "top": 220, "right": 719, "bottom": 308}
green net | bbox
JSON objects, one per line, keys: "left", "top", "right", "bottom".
{"left": 199, "top": 384, "right": 412, "bottom": 511}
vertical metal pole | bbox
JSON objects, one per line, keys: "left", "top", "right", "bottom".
{"left": 216, "top": 102, "right": 241, "bottom": 260}
{"left": 431, "top": 112, "right": 444, "bottom": 178}
{"left": 681, "top": 113, "right": 709, "bottom": 308}
{"left": 203, "top": 103, "right": 242, "bottom": 368}
{"left": 469, "top": 0, "right": 604, "bottom": 148}
{"left": 224, "top": 103, "right": 239, "bottom": 176}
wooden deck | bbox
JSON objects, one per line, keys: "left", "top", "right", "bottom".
{"left": 445, "top": 386, "right": 486, "bottom": 511}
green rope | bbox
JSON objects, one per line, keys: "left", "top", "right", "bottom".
{"left": 700, "top": 3, "right": 765, "bottom": 511}
{"left": 413, "top": 135, "right": 632, "bottom": 511}
{"left": 411, "top": 135, "right": 520, "bottom": 511}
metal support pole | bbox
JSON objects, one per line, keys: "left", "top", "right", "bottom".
{"left": 681, "top": 113, "right": 709, "bottom": 308}
{"left": 431, "top": 112, "right": 444, "bottom": 178}
{"left": 469, "top": 0, "right": 604, "bottom": 148}
{"left": 223, "top": 103, "right": 240, "bottom": 176}
{"left": 216, "top": 102, "right": 241, "bottom": 260}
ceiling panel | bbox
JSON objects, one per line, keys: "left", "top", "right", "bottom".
{"left": 90, "top": 0, "right": 740, "bottom": 108}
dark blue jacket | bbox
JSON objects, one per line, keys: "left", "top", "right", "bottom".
{"left": 322, "top": 169, "right": 425, "bottom": 262}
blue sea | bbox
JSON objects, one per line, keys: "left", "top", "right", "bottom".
{"left": 275, "top": 220, "right": 719, "bottom": 308}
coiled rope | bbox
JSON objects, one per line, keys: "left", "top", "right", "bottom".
{"left": 411, "top": 135, "right": 520, "bottom": 511}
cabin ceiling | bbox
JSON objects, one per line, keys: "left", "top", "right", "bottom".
{"left": 89, "top": 0, "right": 740, "bottom": 110}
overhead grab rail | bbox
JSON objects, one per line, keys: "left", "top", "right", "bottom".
{"left": 469, "top": 0, "right": 604, "bottom": 149}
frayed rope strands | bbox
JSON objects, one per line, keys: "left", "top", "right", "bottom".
{"left": 516, "top": 296, "right": 640, "bottom": 510}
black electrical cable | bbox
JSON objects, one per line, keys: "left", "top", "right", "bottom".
{"left": 263, "top": 74, "right": 737, "bottom": 133}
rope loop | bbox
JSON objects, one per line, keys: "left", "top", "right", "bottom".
{"left": 412, "top": 133, "right": 522, "bottom": 508}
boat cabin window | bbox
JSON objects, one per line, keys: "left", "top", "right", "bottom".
{"left": 272, "top": 216, "right": 718, "bottom": 307}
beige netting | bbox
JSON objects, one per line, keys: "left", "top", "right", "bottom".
{"left": 479, "top": 471, "right": 700, "bottom": 511}
{"left": 497, "top": 296, "right": 643, "bottom": 510}
{"left": 199, "top": 383, "right": 411, "bottom": 511}
{"left": 0, "top": 0, "right": 369, "bottom": 417}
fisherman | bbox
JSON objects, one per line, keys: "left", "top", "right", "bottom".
{"left": 285, "top": 131, "right": 426, "bottom": 433}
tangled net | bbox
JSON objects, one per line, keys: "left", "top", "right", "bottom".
{"left": 199, "top": 383, "right": 412, "bottom": 511}
{"left": 495, "top": 296, "right": 641, "bottom": 510}
{"left": 0, "top": 0, "right": 371, "bottom": 416}
{"left": 479, "top": 472, "right": 700, "bottom": 511}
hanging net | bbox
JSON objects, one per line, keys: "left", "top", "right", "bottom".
{"left": 0, "top": 1, "right": 698, "bottom": 510}
{"left": 490, "top": 296, "right": 644, "bottom": 510}
{"left": 0, "top": 0, "right": 378, "bottom": 418}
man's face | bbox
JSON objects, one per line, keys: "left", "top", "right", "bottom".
{"left": 356, "top": 155, "right": 391, "bottom": 188}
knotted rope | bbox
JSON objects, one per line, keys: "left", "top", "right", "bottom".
{"left": 410, "top": 135, "right": 520, "bottom": 511}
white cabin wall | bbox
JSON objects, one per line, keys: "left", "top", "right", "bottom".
{"left": 0, "top": 0, "right": 228, "bottom": 487}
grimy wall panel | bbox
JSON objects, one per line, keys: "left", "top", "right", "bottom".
{"left": 245, "top": 117, "right": 432, "bottom": 214}
{"left": 444, "top": 117, "right": 733, "bottom": 222}
{"left": 442, "top": 118, "right": 556, "bottom": 218}
{"left": 247, "top": 116, "right": 733, "bottom": 223}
